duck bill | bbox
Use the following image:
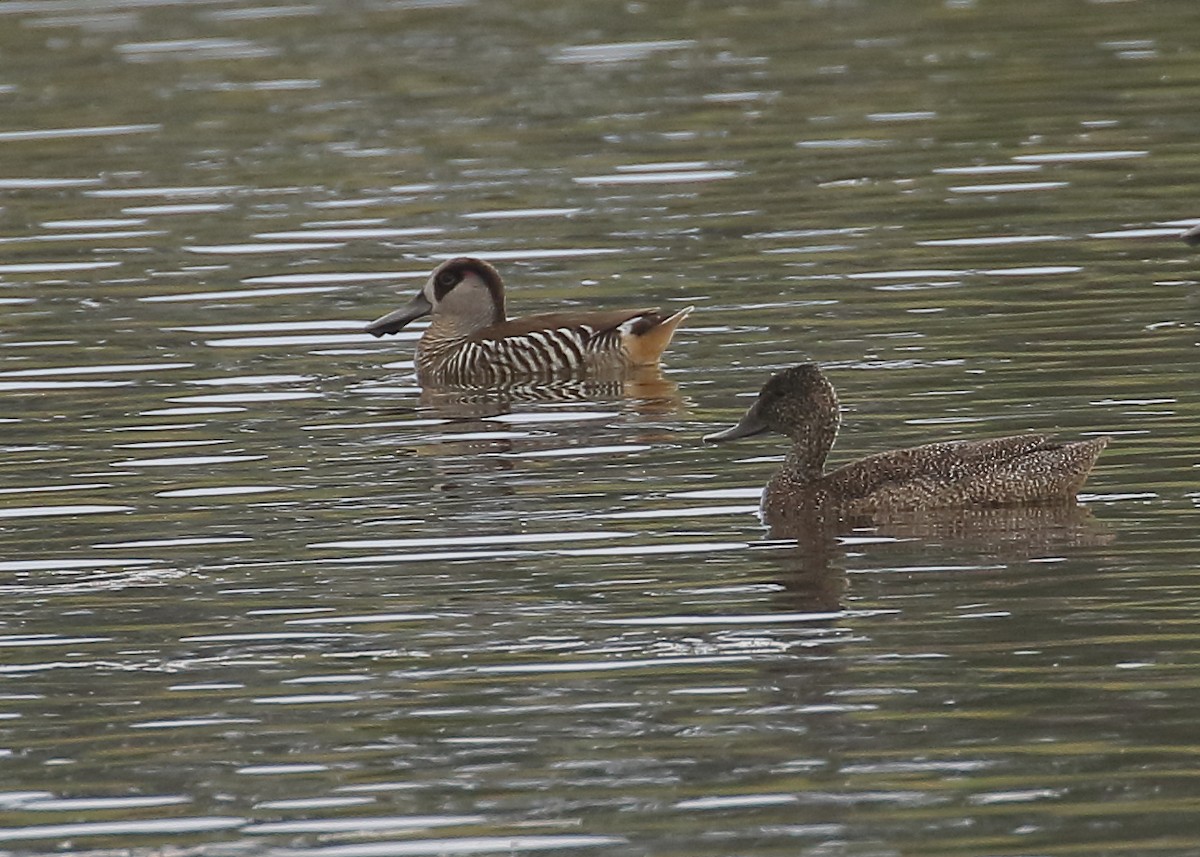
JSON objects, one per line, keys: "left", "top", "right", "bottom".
{"left": 365, "top": 291, "right": 433, "bottom": 337}
{"left": 703, "top": 404, "right": 768, "bottom": 443}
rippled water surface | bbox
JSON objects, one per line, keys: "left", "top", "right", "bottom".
{"left": 2, "top": 1, "right": 1199, "bottom": 855}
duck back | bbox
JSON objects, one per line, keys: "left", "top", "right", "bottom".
{"left": 769, "top": 434, "right": 1109, "bottom": 516}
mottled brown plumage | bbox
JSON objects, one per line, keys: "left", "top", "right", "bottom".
{"left": 704, "top": 364, "right": 1109, "bottom": 519}
{"left": 365, "top": 257, "right": 692, "bottom": 386}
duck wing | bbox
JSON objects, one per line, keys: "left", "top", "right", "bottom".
{"left": 467, "top": 307, "right": 689, "bottom": 370}
{"left": 471, "top": 309, "right": 660, "bottom": 342}
{"left": 825, "top": 434, "right": 1108, "bottom": 511}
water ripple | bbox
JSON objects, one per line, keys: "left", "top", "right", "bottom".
{"left": 1012, "top": 149, "right": 1148, "bottom": 162}
{"left": 18, "top": 795, "right": 190, "bottom": 811}
{"left": 275, "top": 835, "right": 627, "bottom": 856}
{"left": 247, "top": 815, "right": 485, "bottom": 834}
{"left": 86, "top": 185, "right": 238, "bottom": 199}
{"left": 948, "top": 181, "right": 1069, "bottom": 193}
{"left": 0, "top": 177, "right": 102, "bottom": 189}
{"left": 202, "top": 335, "right": 366, "bottom": 348}
{"left": 553, "top": 39, "right": 695, "bottom": 64}
{"left": 934, "top": 164, "right": 1041, "bottom": 175}
{"left": 141, "top": 285, "right": 350, "bottom": 302}
{"left": 0, "top": 504, "right": 134, "bottom": 519}
{"left": 0, "top": 123, "right": 159, "bottom": 142}
{"left": 286, "top": 613, "right": 442, "bottom": 626}
{"left": 0, "top": 380, "right": 135, "bottom": 391}
{"left": 575, "top": 169, "right": 738, "bottom": 185}
{"left": 463, "top": 207, "right": 581, "bottom": 220}
{"left": 255, "top": 227, "right": 443, "bottom": 240}
{"left": 0, "top": 482, "right": 110, "bottom": 496}
{"left": 93, "top": 536, "right": 252, "bottom": 549}
{"left": 0, "top": 260, "right": 120, "bottom": 273}
{"left": 918, "top": 235, "right": 1069, "bottom": 247}
{"left": 184, "top": 242, "right": 345, "bottom": 254}
{"left": 0, "top": 634, "right": 111, "bottom": 647}
{"left": 117, "top": 37, "right": 277, "bottom": 61}
{"left": 122, "top": 202, "right": 232, "bottom": 215}
{"left": 0, "top": 362, "right": 191, "bottom": 378}
{"left": 310, "top": 531, "right": 630, "bottom": 550}
{"left": 595, "top": 609, "right": 891, "bottom": 626}
{"left": 675, "top": 793, "right": 798, "bottom": 810}
{"left": 132, "top": 716, "right": 259, "bottom": 730}
{"left": 0, "top": 817, "right": 244, "bottom": 843}
{"left": 252, "top": 693, "right": 364, "bottom": 705}
{"left": 243, "top": 271, "right": 426, "bottom": 285}
{"left": 110, "top": 454, "right": 266, "bottom": 467}
{"left": 165, "top": 390, "right": 318, "bottom": 404}
{"left": 429, "top": 248, "right": 622, "bottom": 261}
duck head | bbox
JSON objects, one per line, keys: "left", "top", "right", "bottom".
{"left": 704, "top": 363, "right": 840, "bottom": 453}
{"left": 366, "top": 257, "right": 506, "bottom": 337}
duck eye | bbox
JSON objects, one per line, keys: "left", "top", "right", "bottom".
{"left": 436, "top": 270, "right": 458, "bottom": 289}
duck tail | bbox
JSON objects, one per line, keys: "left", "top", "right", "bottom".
{"left": 624, "top": 306, "right": 694, "bottom": 365}
{"left": 1063, "top": 436, "right": 1110, "bottom": 494}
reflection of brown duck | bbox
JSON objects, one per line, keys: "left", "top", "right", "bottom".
{"left": 759, "top": 503, "right": 1112, "bottom": 614}
{"left": 704, "top": 364, "right": 1109, "bottom": 521}
{"left": 365, "top": 257, "right": 692, "bottom": 386}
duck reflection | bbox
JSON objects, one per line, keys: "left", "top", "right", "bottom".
{"left": 765, "top": 500, "right": 1111, "bottom": 549}
{"left": 417, "top": 364, "right": 682, "bottom": 420}
{"left": 758, "top": 501, "right": 1112, "bottom": 616}
{"left": 761, "top": 530, "right": 850, "bottom": 614}
{"left": 359, "top": 364, "right": 683, "bottom": 507}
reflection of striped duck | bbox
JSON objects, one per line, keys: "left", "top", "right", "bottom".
{"left": 366, "top": 257, "right": 692, "bottom": 386}
{"left": 705, "top": 364, "right": 1109, "bottom": 518}
{"left": 416, "top": 373, "right": 675, "bottom": 417}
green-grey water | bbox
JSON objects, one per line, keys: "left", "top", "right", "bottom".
{"left": 1, "top": 1, "right": 1198, "bottom": 855}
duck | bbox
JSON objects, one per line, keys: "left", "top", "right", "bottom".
{"left": 365, "top": 257, "right": 693, "bottom": 386}
{"left": 704, "top": 363, "right": 1109, "bottom": 520}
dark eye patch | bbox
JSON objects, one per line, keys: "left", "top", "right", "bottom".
{"left": 434, "top": 267, "right": 461, "bottom": 299}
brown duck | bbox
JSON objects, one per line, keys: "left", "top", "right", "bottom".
{"left": 704, "top": 363, "right": 1109, "bottom": 519}
{"left": 365, "top": 257, "right": 692, "bottom": 386}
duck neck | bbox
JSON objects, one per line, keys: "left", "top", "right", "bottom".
{"left": 426, "top": 307, "right": 493, "bottom": 342}
{"left": 778, "top": 412, "right": 838, "bottom": 485}
{"left": 423, "top": 304, "right": 496, "bottom": 354}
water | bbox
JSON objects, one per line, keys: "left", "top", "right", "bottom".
{"left": 1, "top": 0, "right": 1199, "bottom": 854}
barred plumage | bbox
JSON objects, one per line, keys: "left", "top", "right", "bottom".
{"left": 365, "top": 257, "right": 693, "bottom": 387}
{"left": 422, "top": 322, "right": 621, "bottom": 385}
